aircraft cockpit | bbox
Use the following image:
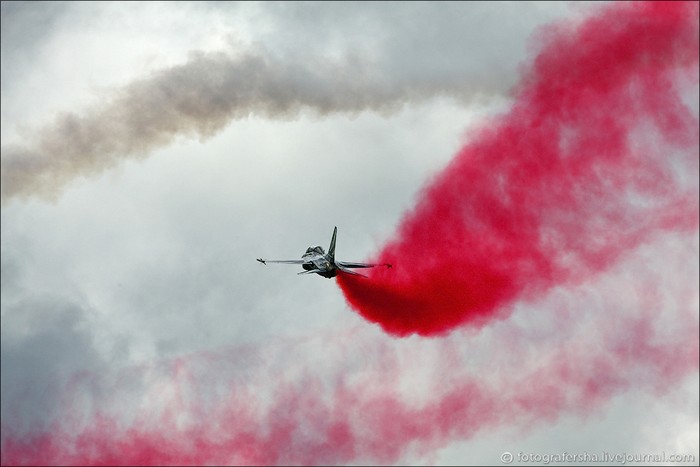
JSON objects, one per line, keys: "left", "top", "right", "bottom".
{"left": 305, "top": 246, "right": 325, "bottom": 255}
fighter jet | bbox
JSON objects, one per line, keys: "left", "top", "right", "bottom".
{"left": 256, "top": 226, "right": 391, "bottom": 278}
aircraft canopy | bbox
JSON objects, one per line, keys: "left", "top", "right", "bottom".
{"left": 305, "top": 246, "right": 325, "bottom": 255}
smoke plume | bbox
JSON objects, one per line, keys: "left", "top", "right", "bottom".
{"left": 0, "top": 47, "right": 498, "bottom": 205}
{"left": 338, "top": 1, "right": 699, "bottom": 337}
{"left": 1, "top": 232, "right": 697, "bottom": 465}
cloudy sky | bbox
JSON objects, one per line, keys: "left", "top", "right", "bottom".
{"left": 1, "top": 2, "right": 698, "bottom": 465}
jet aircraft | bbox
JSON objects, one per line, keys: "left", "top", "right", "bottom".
{"left": 256, "top": 227, "right": 391, "bottom": 278}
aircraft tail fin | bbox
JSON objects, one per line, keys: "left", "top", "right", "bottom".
{"left": 328, "top": 226, "right": 337, "bottom": 263}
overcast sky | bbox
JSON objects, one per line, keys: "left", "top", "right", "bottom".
{"left": 1, "top": 2, "right": 698, "bottom": 465}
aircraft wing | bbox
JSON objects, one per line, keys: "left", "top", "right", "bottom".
{"left": 337, "top": 261, "right": 391, "bottom": 269}
{"left": 257, "top": 258, "right": 306, "bottom": 265}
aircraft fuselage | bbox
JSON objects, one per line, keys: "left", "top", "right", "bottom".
{"left": 301, "top": 249, "right": 337, "bottom": 278}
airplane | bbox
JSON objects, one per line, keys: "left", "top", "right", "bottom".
{"left": 256, "top": 226, "right": 391, "bottom": 278}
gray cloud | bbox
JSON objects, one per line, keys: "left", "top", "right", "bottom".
{"left": 0, "top": 1, "right": 70, "bottom": 74}
{"left": 0, "top": 293, "right": 105, "bottom": 434}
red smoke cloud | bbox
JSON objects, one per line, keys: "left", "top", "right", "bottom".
{"left": 2, "top": 241, "right": 697, "bottom": 465}
{"left": 2, "top": 2, "right": 698, "bottom": 466}
{"left": 338, "top": 1, "right": 699, "bottom": 337}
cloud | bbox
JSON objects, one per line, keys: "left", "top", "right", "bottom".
{"left": 1, "top": 292, "right": 105, "bottom": 435}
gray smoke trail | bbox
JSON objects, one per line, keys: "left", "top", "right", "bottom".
{"left": 0, "top": 49, "right": 499, "bottom": 205}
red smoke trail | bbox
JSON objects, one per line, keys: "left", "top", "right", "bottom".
{"left": 2, "top": 239, "right": 697, "bottom": 465}
{"left": 338, "top": 1, "right": 699, "bottom": 336}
